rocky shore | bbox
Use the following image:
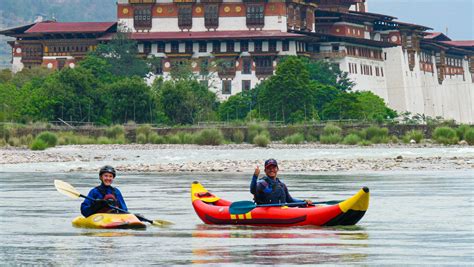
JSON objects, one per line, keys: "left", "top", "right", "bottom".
{"left": 1, "top": 143, "right": 473, "bottom": 173}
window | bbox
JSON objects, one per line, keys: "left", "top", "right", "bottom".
{"left": 300, "top": 6, "right": 307, "bottom": 29}
{"left": 185, "top": 42, "right": 193, "bottom": 53}
{"left": 242, "top": 80, "right": 251, "bottom": 91}
{"left": 254, "top": 41, "right": 262, "bottom": 52}
{"left": 218, "top": 59, "right": 236, "bottom": 77}
{"left": 171, "top": 42, "right": 179, "bottom": 53}
{"left": 212, "top": 41, "right": 220, "bottom": 53}
{"left": 246, "top": 4, "right": 264, "bottom": 27}
{"left": 222, "top": 80, "right": 232, "bottom": 95}
{"left": 157, "top": 42, "right": 165, "bottom": 53}
{"left": 242, "top": 57, "right": 252, "bottom": 74}
{"left": 255, "top": 56, "right": 273, "bottom": 76}
{"left": 240, "top": 41, "right": 249, "bottom": 52}
{"left": 199, "top": 42, "right": 207, "bottom": 53}
{"left": 178, "top": 5, "right": 192, "bottom": 29}
{"left": 143, "top": 42, "right": 151, "bottom": 54}
{"left": 282, "top": 40, "right": 289, "bottom": 51}
{"left": 204, "top": 4, "right": 219, "bottom": 28}
{"left": 268, "top": 41, "right": 276, "bottom": 52}
{"left": 134, "top": 6, "right": 152, "bottom": 28}
{"left": 226, "top": 41, "right": 234, "bottom": 53}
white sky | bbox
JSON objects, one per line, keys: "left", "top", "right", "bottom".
{"left": 369, "top": 0, "right": 473, "bottom": 40}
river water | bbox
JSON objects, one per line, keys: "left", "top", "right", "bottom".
{"left": 0, "top": 170, "right": 472, "bottom": 265}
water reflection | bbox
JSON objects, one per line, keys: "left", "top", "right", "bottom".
{"left": 191, "top": 224, "right": 369, "bottom": 264}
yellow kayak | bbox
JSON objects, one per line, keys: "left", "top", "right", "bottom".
{"left": 72, "top": 213, "right": 147, "bottom": 229}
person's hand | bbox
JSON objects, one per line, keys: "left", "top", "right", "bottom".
{"left": 304, "top": 199, "right": 313, "bottom": 205}
{"left": 254, "top": 166, "right": 260, "bottom": 177}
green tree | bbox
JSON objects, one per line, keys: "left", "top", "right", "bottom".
{"left": 321, "top": 92, "right": 363, "bottom": 120}
{"left": 356, "top": 91, "right": 397, "bottom": 121}
{"left": 105, "top": 77, "right": 154, "bottom": 124}
{"left": 257, "top": 56, "right": 317, "bottom": 123}
{"left": 305, "top": 59, "right": 354, "bottom": 91}
{"left": 218, "top": 91, "right": 253, "bottom": 121}
{"left": 157, "top": 79, "right": 217, "bottom": 124}
{"left": 92, "top": 32, "right": 148, "bottom": 78}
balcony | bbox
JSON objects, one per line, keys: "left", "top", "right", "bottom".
{"left": 255, "top": 66, "right": 273, "bottom": 76}
{"left": 129, "top": 0, "right": 156, "bottom": 3}
{"left": 310, "top": 51, "right": 347, "bottom": 60}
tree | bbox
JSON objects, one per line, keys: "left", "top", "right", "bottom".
{"left": 306, "top": 59, "right": 355, "bottom": 91}
{"left": 105, "top": 77, "right": 154, "bottom": 124}
{"left": 257, "top": 56, "right": 317, "bottom": 123}
{"left": 92, "top": 31, "right": 148, "bottom": 78}
{"left": 218, "top": 92, "right": 253, "bottom": 121}
{"left": 320, "top": 92, "right": 363, "bottom": 120}
{"left": 356, "top": 91, "right": 397, "bottom": 121}
{"left": 157, "top": 79, "right": 217, "bottom": 124}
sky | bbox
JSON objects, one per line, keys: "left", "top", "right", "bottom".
{"left": 368, "top": 0, "right": 473, "bottom": 40}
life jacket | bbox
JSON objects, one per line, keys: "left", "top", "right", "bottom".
{"left": 96, "top": 186, "right": 119, "bottom": 213}
{"left": 255, "top": 177, "right": 288, "bottom": 204}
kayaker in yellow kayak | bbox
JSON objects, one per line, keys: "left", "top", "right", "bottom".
{"left": 80, "top": 165, "right": 128, "bottom": 217}
{"left": 250, "top": 159, "right": 313, "bottom": 205}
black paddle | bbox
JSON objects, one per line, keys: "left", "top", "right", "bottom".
{"left": 54, "top": 179, "right": 173, "bottom": 227}
{"left": 229, "top": 200, "right": 342, "bottom": 215}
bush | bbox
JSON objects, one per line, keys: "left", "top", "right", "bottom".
{"left": 0, "top": 138, "right": 6, "bottom": 147}
{"left": 177, "top": 132, "right": 195, "bottom": 144}
{"left": 363, "top": 126, "right": 389, "bottom": 143}
{"left": 464, "top": 128, "right": 474, "bottom": 145}
{"left": 283, "top": 133, "right": 305, "bottom": 144}
{"left": 403, "top": 130, "right": 424, "bottom": 144}
{"left": 136, "top": 133, "right": 148, "bottom": 144}
{"left": 456, "top": 124, "right": 471, "bottom": 140}
{"left": 232, "top": 130, "right": 245, "bottom": 144}
{"left": 106, "top": 125, "right": 125, "bottom": 139}
{"left": 322, "top": 124, "right": 342, "bottom": 136}
{"left": 166, "top": 134, "right": 181, "bottom": 144}
{"left": 136, "top": 124, "right": 152, "bottom": 140}
{"left": 320, "top": 134, "right": 342, "bottom": 144}
{"left": 253, "top": 134, "right": 270, "bottom": 147}
{"left": 30, "top": 139, "right": 48, "bottom": 150}
{"left": 8, "top": 137, "right": 21, "bottom": 147}
{"left": 149, "top": 132, "right": 165, "bottom": 144}
{"left": 343, "top": 134, "right": 361, "bottom": 145}
{"left": 194, "top": 129, "right": 224, "bottom": 146}
{"left": 390, "top": 135, "right": 400, "bottom": 144}
{"left": 36, "top": 131, "right": 58, "bottom": 147}
{"left": 247, "top": 123, "right": 267, "bottom": 142}
{"left": 433, "top": 127, "right": 459, "bottom": 145}
{"left": 97, "top": 136, "right": 112, "bottom": 144}
{"left": 358, "top": 140, "right": 372, "bottom": 146}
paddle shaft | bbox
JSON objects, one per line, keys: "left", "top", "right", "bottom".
{"left": 257, "top": 200, "right": 341, "bottom": 208}
{"left": 80, "top": 194, "right": 153, "bottom": 224}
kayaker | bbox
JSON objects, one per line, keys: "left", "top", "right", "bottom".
{"left": 80, "top": 165, "right": 128, "bottom": 217}
{"left": 250, "top": 159, "right": 313, "bottom": 205}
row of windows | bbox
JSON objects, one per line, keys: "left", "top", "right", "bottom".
{"left": 133, "top": 4, "right": 265, "bottom": 29}
{"left": 348, "top": 63, "right": 384, "bottom": 77}
{"left": 146, "top": 40, "right": 290, "bottom": 54}
{"left": 420, "top": 51, "right": 433, "bottom": 63}
{"left": 48, "top": 45, "right": 90, "bottom": 53}
{"left": 446, "top": 57, "right": 463, "bottom": 67}
{"left": 346, "top": 46, "right": 383, "bottom": 60}
{"left": 222, "top": 80, "right": 252, "bottom": 95}
{"left": 153, "top": 57, "right": 273, "bottom": 77}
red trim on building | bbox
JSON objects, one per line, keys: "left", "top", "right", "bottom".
{"left": 25, "top": 21, "right": 116, "bottom": 34}
{"left": 99, "top": 30, "right": 306, "bottom": 41}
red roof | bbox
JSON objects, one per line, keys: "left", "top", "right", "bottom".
{"left": 440, "top": 41, "right": 474, "bottom": 47}
{"left": 99, "top": 30, "right": 306, "bottom": 41}
{"left": 25, "top": 21, "right": 116, "bottom": 34}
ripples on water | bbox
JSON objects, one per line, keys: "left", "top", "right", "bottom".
{"left": 0, "top": 171, "right": 472, "bottom": 265}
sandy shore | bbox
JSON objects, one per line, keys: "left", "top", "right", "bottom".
{"left": 1, "top": 143, "right": 473, "bottom": 173}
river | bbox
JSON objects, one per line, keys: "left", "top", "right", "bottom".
{"left": 1, "top": 170, "right": 472, "bottom": 265}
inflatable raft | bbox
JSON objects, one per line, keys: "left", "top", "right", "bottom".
{"left": 72, "top": 213, "right": 147, "bottom": 229}
{"left": 191, "top": 181, "right": 369, "bottom": 227}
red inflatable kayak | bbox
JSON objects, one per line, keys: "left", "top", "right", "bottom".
{"left": 191, "top": 181, "right": 369, "bottom": 227}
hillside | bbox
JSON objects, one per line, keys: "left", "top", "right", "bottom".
{"left": 0, "top": 0, "right": 116, "bottom": 68}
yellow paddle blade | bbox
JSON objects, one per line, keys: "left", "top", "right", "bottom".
{"left": 152, "top": 219, "right": 174, "bottom": 227}
{"left": 54, "top": 179, "right": 81, "bottom": 199}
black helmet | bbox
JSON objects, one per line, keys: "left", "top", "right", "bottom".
{"left": 99, "top": 165, "right": 116, "bottom": 178}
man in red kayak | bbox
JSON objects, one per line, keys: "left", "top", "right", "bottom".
{"left": 80, "top": 165, "right": 128, "bottom": 217}
{"left": 250, "top": 159, "right": 313, "bottom": 205}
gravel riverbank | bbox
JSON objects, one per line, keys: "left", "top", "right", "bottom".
{"left": 1, "top": 143, "right": 473, "bottom": 173}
